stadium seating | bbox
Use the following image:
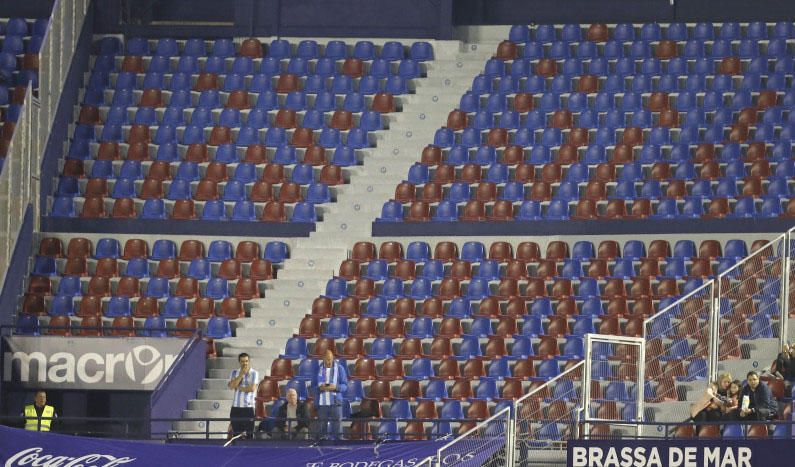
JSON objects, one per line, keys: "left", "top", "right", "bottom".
{"left": 51, "top": 37, "right": 435, "bottom": 222}
{"left": 380, "top": 21, "right": 795, "bottom": 223}
{"left": 253, "top": 236, "right": 780, "bottom": 436}
{"left": 0, "top": 17, "right": 45, "bottom": 157}
{"left": 19, "top": 236, "right": 289, "bottom": 336}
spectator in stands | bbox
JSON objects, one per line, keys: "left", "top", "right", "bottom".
{"left": 21, "top": 390, "right": 57, "bottom": 432}
{"left": 227, "top": 352, "right": 259, "bottom": 438}
{"left": 737, "top": 371, "right": 777, "bottom": 421}
{"left": 721, "top": 380, "right": 741, "bottom": 420}
{"left": 772, "top": 343, "right": 794, "bottom": 380}
{"left": 273, "top": 388, "right": 310, "bottom": 440}
{"left": 690, "top": 372, "right": 732, "bottom": 423}
{"left": 315, "top": 349, "right": 347, "bottom": 440}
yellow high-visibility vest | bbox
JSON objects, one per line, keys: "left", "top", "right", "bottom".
{"left": 24, "top": 405, "right": 54, "bottom": 431}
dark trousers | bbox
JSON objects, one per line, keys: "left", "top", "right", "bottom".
{"left": 229, "top": 406, "right": 255, "bottom": 437}
{"left": 317, "top": 404, "right": 342, "bottom": 440}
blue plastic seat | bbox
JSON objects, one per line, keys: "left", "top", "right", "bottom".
{"left": 368, "top": 337, "right": 394, "bottom": 359}
{"left": 376, "top": 200, "right": 403, "bottom": 222}
{"left": 159, "top": 297, "right": 187, "bottom": 319}
{"left": 229, "top": 201, "right": 255, "bottom": 221}
{"left": 106, "top": 297, "right": 131, "bottom": 317}
{"left": 380, "top": 278, "right": 404, "bottom": 299}
{"left": 48, "top": 295, "right": 75, "bottom": 316}
{"left": 516, "top": 201, "right": 542, "bottom": 220}
{"left": 264, "top": 242, "right": 288, "bottom": 263}
{"left": 531, "top": 360, "right": 560, "bottom": 382}
{"left": 406, "top": 316, "right": 433, "bottom": 338}
{"left": 145, "top": 277, "right": 170, "bottom": 299}
{"left": 140, "top": 316, "right": 168, "bottom": 337}
{"left": 140, "top": 199, "right": 166, "bottom": 220}
{"left": 184, "top": 259, "right": 210, "bottom": 281}
{"left": 204, "top": 278, "right": 229, "bottom": 300}
{"left": 529, "top": 297, "right": 553, "bottom": 318}
{"left": 204, "top": 240, "right": 231, "bottom": 262}
{"left": 405, "top": 241, "right": 430, "bottom": 263}
{"left": 93, "top": 238, "right": 120, "bottom": 259}
{"left": 206, "top": 316, "right": 232, "bottom": 338}
{"left": 291, "top": 202, "right": 317, "bottom": 222}
{"left": 149, "top": 239, "right": 176, "bottom": 261}
{"left": 509, "top": 336, "right": 534, "bottom": 359}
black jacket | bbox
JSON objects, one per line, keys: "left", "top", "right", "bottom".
{"left": 275, "top": 401, "right": 310, "bottom": 432}
{"left": 740, "top": 382, "right": 777, "bottom": 420}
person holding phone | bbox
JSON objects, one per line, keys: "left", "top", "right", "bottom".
{"left": 315, "top": 349, "right": 348, "bottom": 441}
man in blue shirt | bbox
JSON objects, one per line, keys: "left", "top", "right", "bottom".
{"left": 315, "top": 349, "right": 347, "bottom": 440}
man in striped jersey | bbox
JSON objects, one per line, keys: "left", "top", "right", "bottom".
{"left": 227, "top": 352, "right": 259, "bottom": 438}
{"left": 315, "top": 349, "right": 348, "bottom": 440}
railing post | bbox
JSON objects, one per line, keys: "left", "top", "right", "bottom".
{"left": 781, "top": 230, "right": 792, "bottom": 348}
{"left": 506, "top": 409, "right": 515, "bottom": 466}
{"left": 708, "top": 281, "right": 719, "bottom": 382}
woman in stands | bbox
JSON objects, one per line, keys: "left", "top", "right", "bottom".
{"left": 721, "top": 380, "right": 741, "bottom": 420}
{"left": 690, "top": 372, "right": 732, "bottom": 424}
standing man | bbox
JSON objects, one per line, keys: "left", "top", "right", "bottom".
{"left": 738, "top": 371, "right": 777, "bottom": 421}
{"left": 22, "top": 390, "right": 57, "bottom": 431}
{"left": 315, "top": 349, "right": 347, "bottom": 441}
{"left": 227, "top": 352, "right": 259, "bottom": 438}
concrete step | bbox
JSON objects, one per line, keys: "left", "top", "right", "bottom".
{"left": 197, "top": 389, "right": 233, "bottom": 400}
{"left": 182, "top": 409, "right": 228, "bottom": 419}
{"left": 202, "top": 378, "right": 232, "bottom": 390}
{"left": 188, "top": 399, "right": 232, "bottom": 412}
{"left": 206, "top": 356, "right": 239, "bottom": 370}
{"left": 172, "top": 420, "right": 228, "bottom": 439}
{"left": 216, "top": 336, "right": 284, "bottom": 349}
{"left": 220, "top": 346, "right": 282, "bottom": 359}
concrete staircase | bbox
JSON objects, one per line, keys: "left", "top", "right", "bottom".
{"left": 176, "top": 38, "right": 494, "bottom": 437}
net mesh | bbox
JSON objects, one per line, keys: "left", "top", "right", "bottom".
{"left": 435, "top": 407, "right": 510, "bottom": 467}
{"left": 511, "top": 360, "right": 583, "bottom": 464}
{"left": 716, "top": 235, "right": 784, "bottom": 362}
{"left": 642, "top": 281, "right": 712, "bottom": 422}
{"left": 584, "top": 338, "right": 642, "bottom": 441}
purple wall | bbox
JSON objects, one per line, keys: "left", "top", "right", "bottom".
{"left": 149, "top": 337, "right": 207, "bottom": 439}
{"left": 93, "top": 0, "right": 453, "bottom": 39}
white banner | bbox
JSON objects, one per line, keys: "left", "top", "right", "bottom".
{"left": 2, "top": 336, "right": 185, "bottom": 390}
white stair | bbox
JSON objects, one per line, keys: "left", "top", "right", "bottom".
{"left": 176, "top": 38, "right": 490, "bottom": 437}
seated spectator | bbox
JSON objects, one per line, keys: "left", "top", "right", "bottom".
{"left": 721, "top": 380, "right": 741, "bottom": 420}
{"left": 772, "top": 343, "right": 795, "bottom": 381}
{"left": 273, "top": 388, "right": 310, "bottom": 440}
{"left": 737, "top": 371, "right": 776, "bottom": 421}
{"left": 690, "top": 372, "right": 732, "bottom": 423}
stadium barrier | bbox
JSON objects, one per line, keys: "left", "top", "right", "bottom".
{"left": 0, "top": 0, "right": 89, "bottom": 290}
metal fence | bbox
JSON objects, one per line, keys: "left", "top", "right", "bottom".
{"left": 581, "top": 335, "right": 644, "bottom": 441}
{"left": 508, "top": 360, "right": 584, "bottom": 465}
{"left": 434, "top": 406, "right": 510, "bottom": 467}
{"left": 642, "top": 281, "right": 713, "bottom": 421}
{"left": 0, "top": 0, "right": 89, "bottom": 290}
{"left": 715, "top": 235, "right": 785, "bottom": 373}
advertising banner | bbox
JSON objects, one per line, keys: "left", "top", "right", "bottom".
{"left": 0, "top": 425, "right": 503, "bottom": 466}
{"left": 568, "top": 439, "right": 789, "bottom": 467}
{"left": 2, "top": 336, "right": 186, "bottom": 391}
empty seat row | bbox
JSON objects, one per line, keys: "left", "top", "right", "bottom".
{"left": 51, "top": 196, "right": 318, "bottom": 221}
{"left": 98, "top": 37, "right": 433, "bottom": 62}
{"left": 15, "top": 313, "right": 232, "bottom": 339}
{"left": 34, "top": 237, "right": 289, "bottom": 263}
{"left": 507, "top": 22, "right": 795, "bottom": 44}
{"left": 336, "top": 239, "right": 767, "bottom": 263}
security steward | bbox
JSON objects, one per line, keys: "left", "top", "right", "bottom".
{"left": 22, "top": 390, "right": 57, "bottom": 431}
